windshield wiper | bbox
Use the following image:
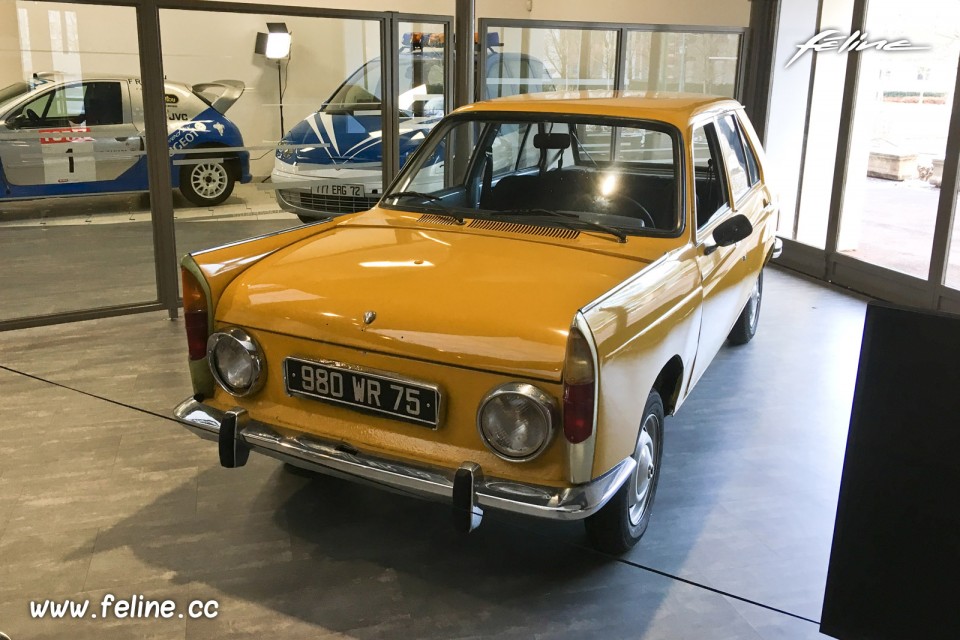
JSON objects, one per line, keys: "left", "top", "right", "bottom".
{"left": 489, "top": 208, "right": 627, "bottom": 243}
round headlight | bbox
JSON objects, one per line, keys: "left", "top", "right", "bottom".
{"left": 207, "top": 328, "right": 265, "bottom": 396}
{"left": 477, "top": 383, "right": 558, "bottom": 461}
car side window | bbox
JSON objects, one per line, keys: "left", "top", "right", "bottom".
{"left": 715, "top": 114, "right": 751, "bottom": 203}
{"left": 490, "top": 123, "right": 524, "bottom": 176}
{"left": 11, "top": 82, "right": 123, "bottom": 129}
{"left": 80, "top": 82, "right": 124, "bottom": 126}
{"left": 735, "top": 114, "right": 761, "bottom": 187}
{"left": 692, "top": 123, "right": 730, "bottom": 230}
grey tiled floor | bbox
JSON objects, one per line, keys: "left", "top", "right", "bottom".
{"left": 0, "top": 267, "right": 864, "bottom": 639}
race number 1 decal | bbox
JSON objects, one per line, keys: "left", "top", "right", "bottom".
{"left": 39, "top": 128, "right": 97, "bottom": 184}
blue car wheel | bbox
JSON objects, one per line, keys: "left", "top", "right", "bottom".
{"left": 179, "top": 154, "right": 235, "bottom": 206}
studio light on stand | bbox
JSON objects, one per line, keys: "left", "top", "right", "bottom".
{"left": 254, "top": 22, "right": 291, "bottom": 137}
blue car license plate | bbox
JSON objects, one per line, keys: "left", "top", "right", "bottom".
{"left": 284, "top": 357, "right": 441, "bottom": 428}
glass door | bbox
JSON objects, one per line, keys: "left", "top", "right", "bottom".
{"left": 834, "top": 0, "right": 960, "bottom": 279}
{"left": 0, "top": 0, "right": 159, "bottom": 324}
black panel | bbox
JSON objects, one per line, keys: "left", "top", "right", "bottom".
{"left": 821, "top": 302, "right": 960, "bottom": 639}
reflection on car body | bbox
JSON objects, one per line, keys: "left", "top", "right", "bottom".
{"left": 175, "top": 91, "right": 782, "bottom": 554}
{"left": 272, "top": 33, "right": 554, "bottom": 222}
{"left": 0, "top": 73, "right": 251, "bottom": 206}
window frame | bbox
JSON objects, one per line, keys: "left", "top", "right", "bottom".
{"left": 692, "top": 119, "right": 733, "bottom": 240}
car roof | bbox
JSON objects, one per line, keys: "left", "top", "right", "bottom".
{"left": 456, "top": 90, "right": 741, "bottom": 128}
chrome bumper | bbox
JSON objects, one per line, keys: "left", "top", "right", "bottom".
{"left": 173, "top": 397, "right": 634, "bottom": 523}
{"left": 772, "top": 237, "right": 783, "bottom": 259}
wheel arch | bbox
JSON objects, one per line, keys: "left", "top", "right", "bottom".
{"left": 186, "top": 141, "right": 242, "bottom": 181}
{"left": 652, "top": 355, "right": 684, "bottom": 416}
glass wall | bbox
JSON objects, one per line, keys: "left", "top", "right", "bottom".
{"left": 624, "top": 31, "right": 741, "bottom": 97}
{"left": 0, "top": 1, "right": 158, "bottom": 321}
{"left": 160, "top": 9, "right": 382, "bottom": 262}
{"left": 946, "top": 173, "right": 960, "bottom": 289}
{"left": 834, "top": 0, "right": 960, "bottom": 279}
{"left": 480, "top": 22, "right": 745, "bottom": 105}
{"left": 485, "top": 26, "right": 617, "bottom": 94}
{"left": 785, "top": 0, "right": 854, "bottom": 249}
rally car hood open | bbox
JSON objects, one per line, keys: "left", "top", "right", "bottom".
{"left": 215, "top": 216, "right": 652, "bottom": 381}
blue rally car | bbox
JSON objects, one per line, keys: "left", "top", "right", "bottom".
{"left": 0, "top": 74, "right": 251, "bottom": 207}
{"left": 272, "top": 34, "right": 553, "bottom": 222}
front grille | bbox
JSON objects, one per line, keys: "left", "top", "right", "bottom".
{"left": 468, "top": 219, "right": 580, "bottom": 239}
{"left": 280, "top": 189, "right": 380, "bottom": 215}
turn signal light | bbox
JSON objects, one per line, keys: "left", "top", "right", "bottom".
{"left": 563, "top": 325, "right": 595, "bottom": 444}
{"left": 181, "top": 267, "right": 209, "bottom": 361}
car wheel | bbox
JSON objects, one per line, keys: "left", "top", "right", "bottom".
{"left": 180, "top": 157, "right": 235, "bottom": 206}
{"left": 727, "top": 269, "right": 763, "bottom": 345}
{"left": 584, "top": 389, "right": 664, "bottom": 555}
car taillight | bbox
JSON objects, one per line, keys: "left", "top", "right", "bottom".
{"left": 181, "top": 267, "right": 209, "bottom": 361}
{"left": 563, "top": 325, "right": 596, "bottom": 444}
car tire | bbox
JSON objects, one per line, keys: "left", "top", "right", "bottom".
{"left": 584, "top": 389, "right": 664, "bottom": 555}
{"left": 180, "top": 156, "right": 235, "bottom": 207}
{"left": 727, "top": 269, "right": 763, "bottom": 346}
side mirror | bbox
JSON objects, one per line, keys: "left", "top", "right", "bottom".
{"left": 706, "top": 214, "right": 753, "bottom": 254}
{"left": 6, "top": 113, "right": 27, "bottom": 129}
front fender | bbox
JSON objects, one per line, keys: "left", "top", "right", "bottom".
{"left": 582, "top": 246, "right": 703, "bottom": 478}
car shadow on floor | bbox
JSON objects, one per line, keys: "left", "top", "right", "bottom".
{"left": 67, "top": 459, "right": 764, "bottom": 639}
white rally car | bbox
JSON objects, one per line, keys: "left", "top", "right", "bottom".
{"left": 0, "top": 73, "right": 251, "bottom": 206}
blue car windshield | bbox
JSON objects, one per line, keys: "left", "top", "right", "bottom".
{"left": 0, "top": 82, "right": 32, "bottom": 107}
{"left": 324, "top": 58, "right": 445, "bottom": 117}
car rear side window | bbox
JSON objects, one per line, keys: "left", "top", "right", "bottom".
{"left": 735, "top": 114, "right": 761, "bottom": 187}
{"left": 692, "top": 123, "right": 730, "bottom": 230}
{"left": 715, "top": 114, "right": 751, "bottom": 203}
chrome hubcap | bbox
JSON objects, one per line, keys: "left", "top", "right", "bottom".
{"left": 191, "top": 162, "right": 228, "bottom": 199}
{"left": 628, "top": 413, "right": 659, "bottom": 526}
{"left": 746, "top": 276, "right": 761, "bottom": 332}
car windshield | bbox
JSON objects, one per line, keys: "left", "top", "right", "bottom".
{"left": 0, "top": 82, "right": 32, "bottom": 107}
{"left": 323, "top": 57, "right": 445, "bottom": 117}
{"left": 382, "top": 114, "right": 682, "bottom": 237}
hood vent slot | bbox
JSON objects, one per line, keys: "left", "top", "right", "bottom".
{"left": 418, "top": 214, "right": 462, "bottom": 226}
{"left": 468, "top": 219, "right": 580, "bottom": 239}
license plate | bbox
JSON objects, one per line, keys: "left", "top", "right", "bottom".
{"left": 310, "top": 182, "right": 366, "bottom": 198}
{"left": 284, "top": 358, "right": 440, "bottom": 428}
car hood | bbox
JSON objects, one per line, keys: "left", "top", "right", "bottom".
{"left": 280, "top": 112, "right": 438, "bottom": 166}
{"left": 216, "top": 214, "right": 652, "bottom": 381}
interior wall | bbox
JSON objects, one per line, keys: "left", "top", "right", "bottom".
{"left": 479, "top": 0, "right": 751, "bottom": 27}
{"left": 0, "top": 1, "right": 23, "bottom": 87}
{"left": 170, "top": 0, "right": 751, "bottom": 27}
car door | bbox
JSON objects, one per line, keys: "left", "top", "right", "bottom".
{"left": 689, "top": 116, "right": 754, "bottom": 386}
{"left": 0, "top": 81, "right": 141, "bottom": 190}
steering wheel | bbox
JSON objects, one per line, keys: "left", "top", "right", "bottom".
{"left": 607, "top": 194, "right": 656, "bottom": 228}
{"left": 25, "top": 108, "right": 40, "bottom": 125}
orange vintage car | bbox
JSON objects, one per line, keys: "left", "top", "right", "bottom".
{"left": 174, "top": 92, "right": 781, "bottom": 554}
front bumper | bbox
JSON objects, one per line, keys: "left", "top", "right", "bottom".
{"left": 272, "top": 165, "right": 382, "bottom": 218}
{"left": 173, "top": 397, "right": 633, "bottom": 523}
{"left": 772, "top": 237, "right": 783, "bottom": 259}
